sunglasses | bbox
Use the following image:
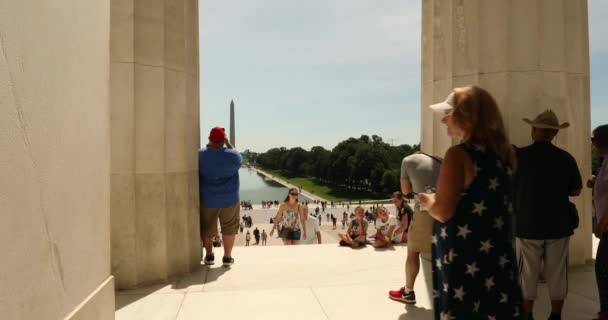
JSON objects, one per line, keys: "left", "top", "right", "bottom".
{"left": 289, "top": 193, "right": 299, "bottom": 196}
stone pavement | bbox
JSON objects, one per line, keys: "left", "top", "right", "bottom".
{"left": 115, "top": 244, "right": 599, "bottom": 320}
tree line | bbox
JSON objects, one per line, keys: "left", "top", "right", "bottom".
{"left": 245, "top": 135, "right": 419, "bottom": 195}
{"left": 242, "top": 138, "right": 602, "bottom": 196}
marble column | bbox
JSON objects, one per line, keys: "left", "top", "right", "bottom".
{"left": 1, "top": 0, "right": 113, "bottom": 318}
{"left": 420, "top": 0, "right": 592, "bottom": 264}
{"left": 110, "top": 0, "right": 201, "bottom": 289}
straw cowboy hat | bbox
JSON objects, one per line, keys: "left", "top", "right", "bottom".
{"left": 523, "top": 110, "right": 570, "bottom": 130}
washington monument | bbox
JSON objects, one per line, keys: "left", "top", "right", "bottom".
{"left": 230, "top": 99, "right": 235, "bottom": 147}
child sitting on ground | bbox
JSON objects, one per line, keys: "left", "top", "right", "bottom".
{"left": 338, "top": 206, "right": 368, "bottom": 248}
{"left": 372, "top": 207, "right": 398, "bottom": 248}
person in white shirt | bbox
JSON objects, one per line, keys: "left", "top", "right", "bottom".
{"left": 300, "top": 209, "right": 322, "bottom": 244}
{"left": 372, "top": 206, "right": 398, "bottom": 248}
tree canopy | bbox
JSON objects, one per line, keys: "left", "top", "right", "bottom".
{"left": 248, "top": 135, "right": 419, "bottom": 195}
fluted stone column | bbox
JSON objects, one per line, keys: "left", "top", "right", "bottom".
{"left": 421, "top": 0, "right": 592, "bottom": 264}
{"left": 110, "top": 0, "right": 201, "bottom": 289}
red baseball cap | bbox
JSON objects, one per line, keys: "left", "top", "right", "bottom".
{"left": 209, "top": 126, "right": 226, "bottom": 142}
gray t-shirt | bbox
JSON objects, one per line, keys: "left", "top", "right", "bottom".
{"left": 400, "top": 153, "right": 441, "bottom": 193}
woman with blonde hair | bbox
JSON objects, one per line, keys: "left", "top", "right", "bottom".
{"left": 270, "top": 188, "right": 307, "bottom": 245}
{"left": 372, "top": 206, "right": 398, "bottom": 248}
{"left": 419, "top": 86, "right": 523, "bottom": 319}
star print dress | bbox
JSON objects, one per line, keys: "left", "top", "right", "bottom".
{"left": 432, "top": 144, "right": 523, "bottom": 320}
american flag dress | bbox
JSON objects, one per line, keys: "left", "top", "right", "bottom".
{"left": 432, "top": 144, "right": 523, "bottom": 320}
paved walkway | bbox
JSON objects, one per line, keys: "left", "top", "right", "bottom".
{"left": 115, "top": 244, "right": 599, "bottom": 320}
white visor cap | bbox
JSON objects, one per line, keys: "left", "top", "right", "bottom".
{"left": 429, "top": 92, "right": 455, "bottom": 112}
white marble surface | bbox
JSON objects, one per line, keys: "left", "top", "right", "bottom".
{"left": 116, "top": 244, "right": 599, "bottom": 320}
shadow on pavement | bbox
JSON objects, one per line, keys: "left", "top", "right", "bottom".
{"left": 398, "top": 304, "right": 433, "bottom": 319}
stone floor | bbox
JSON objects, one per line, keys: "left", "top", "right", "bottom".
{"left": 115, "top": 244, "right": 599, "bottom": 320}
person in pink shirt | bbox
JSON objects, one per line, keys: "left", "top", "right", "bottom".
{"left": 592, "top": 124, "right": 608, "bottom": 320}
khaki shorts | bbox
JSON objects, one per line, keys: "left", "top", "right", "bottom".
{"left": 407, "top": 210, "right": 433, "bottom": 253}
{"left": 516, "top": 237, "right": 569, "bottom": 300}
{"left": 200, "top": 202, "right": 240, "bottom": 239}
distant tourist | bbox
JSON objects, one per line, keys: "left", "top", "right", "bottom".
{"left": 199, "top": 126, "right": 241, "bottom": 267}
{"left": 341, "top": 216, "right": 347, "bottom": 229}
{"left": 418, "top": 86, "right": 523, "bottom": 318}
{"left": 253, "top": 227, "right": 260, "bottom": 245}
{"left": 270, "top": 188, "right": 308, "bottom": 245}
{"left": 300, "top": 209, "right": 322, "bottom": 245}
{"left": 261, "top": 230, "right": 268, "bottom": 246}
{"left": 331, "top": 215, "right": 337, "bottom": 230}
{"left": 212, "top": 235, "right": 222, "bottom": 247}
{"left": 371, "top": 207, "right": 397, "bottom": 249}
{"left": 513, "top": 110, "right": 582, "bottom": 320}
{"left": 245, "top": 231, "right": 251, "bottom": 247}
{"left": 317, "top": 214, "right": 322, "bottom": 226}
{"left": 338, "top": 206, "right": 368, "bottom": 248}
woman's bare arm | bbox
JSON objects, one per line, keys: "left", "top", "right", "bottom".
{"left": 300, "top": 206, "right": 308, "bottom": 239}
{"left": 270, "top": 204, "right": 285, "bottom": 235}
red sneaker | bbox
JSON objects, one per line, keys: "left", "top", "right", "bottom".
{"left": 389, "top": 287, "right": 416, "bottom": 304}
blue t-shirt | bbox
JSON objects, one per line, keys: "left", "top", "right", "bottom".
{"left": 198, "top": 147, "right": 242, "bottom": 208}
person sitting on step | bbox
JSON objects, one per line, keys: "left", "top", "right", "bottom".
{"left": 338, "top": 206, "right": 368, "bottom": 248}
{"left": 372, "top": 206, "right": 398, "bottom": 249}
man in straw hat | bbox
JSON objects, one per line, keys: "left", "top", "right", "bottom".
{"left": 513, "top": 110, "right": 582, "bottom": 320}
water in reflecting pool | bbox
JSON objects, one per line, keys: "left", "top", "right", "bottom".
{"left": 239, "top": 168, "right": 311, "bottom": 204}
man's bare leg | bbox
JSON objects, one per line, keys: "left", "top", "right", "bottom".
{"left": 222, "top": 233, "right": 235, "bottom": 257}
{"left": 406, "top": 250, "right": 420, "bottom": 290}
{"left": 203, "top": 237, "right": 214, "bottom": 257}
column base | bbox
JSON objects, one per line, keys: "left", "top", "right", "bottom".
{"left": 64, "top": 276, "right": 115, "bottom": 320}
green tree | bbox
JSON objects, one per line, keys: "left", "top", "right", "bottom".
{"left": 381, "top": 169, "right": 400, "bottom": 194}
{"left": 254, "top": 134, "right": 419, "bottom": 198}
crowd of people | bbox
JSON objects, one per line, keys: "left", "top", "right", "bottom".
{"left": 261, "top": 200, "right": 280, "bottom": 208}
{"left": 240, "top": 200, "right": 253, "bottom": 210}
{"left": 198, "top": 85, "right": 608, "bottom": 320}
{"left": 244, "top": 227, "right": 268, "bottom": 246}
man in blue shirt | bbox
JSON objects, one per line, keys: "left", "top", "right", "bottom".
{"left": 199, "top": 126, "right": 242, "bottom": 267}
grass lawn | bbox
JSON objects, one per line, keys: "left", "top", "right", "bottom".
{"left": 265, "top": 170, "right": 388, "bottom": 203}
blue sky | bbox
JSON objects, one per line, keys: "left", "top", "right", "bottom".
{"left": 199, "top": 1, "right": 608, "bottom": 153}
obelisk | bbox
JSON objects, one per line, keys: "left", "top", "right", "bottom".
{"left": 230, "top": 99, "right": 235, "bottom": 147}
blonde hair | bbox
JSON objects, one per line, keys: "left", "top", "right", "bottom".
{"left": 375, "top": 206, "right": 388, "bottom": 215}
{"left": 450, "top": 86, "right": 515, "bottom": 167}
